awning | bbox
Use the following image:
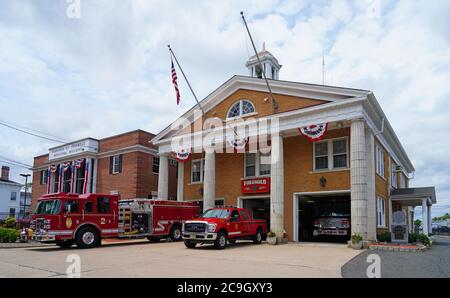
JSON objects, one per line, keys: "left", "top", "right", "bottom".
{"left": 390, "top": 187, "right": 436, "bottom": 206}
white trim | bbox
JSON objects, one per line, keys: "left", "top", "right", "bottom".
{"left": 313, "top": 137, "right": 349, "bottom": 172}
{"left": 292, "top": 190, "right": 351, "bottom": 242}
{"left": 237, "top": 195, "right": 270, "bottom": 208}
{"left": 377, "top": 196, "right": 387, "bottom": 228}
{"left": 112, "top": 155, "right": 121, "bottom": 174}
{"left": 375, "top": 144, "right": 385, "bottom": 178}
{"left": 190, "top": 158, "right": 204, "bottom": 184}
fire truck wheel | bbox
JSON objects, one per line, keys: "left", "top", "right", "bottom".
{"left": 253, "top": 229, "right": 263, "bottom": 244}
{"left": 184, "top": 240, "right": 197, "bottom": 248}
{"left": 169, "top": 225, "right": 182, "bottom": 241}
{"left": 55, "top": 239, "right": 75, "bottom": 248}
{"left": 214, "top": 232, "right": 227, "bottom": 249}
{"left": 75, "top": 226, "right": 100, "bottom": 249}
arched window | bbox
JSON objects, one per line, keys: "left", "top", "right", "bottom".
{"left": 227, "top": 100, "right": 255, "bottom": 119}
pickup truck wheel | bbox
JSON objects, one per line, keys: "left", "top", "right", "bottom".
{"left": 214, "top": 232, "right": 227, "bottom": 249}
{"left": 56, "top": 239, "right": 75, "bottom": 248}
{"left": 184, "top": 240, "right": 197, "bottom": 248}
{"left": 169, "top": 225, "right": 182, "bottom": 241}
{"left": 253, "top": 230, "right": 263, "bottom": 244}
{"left": 75, "top": 227, "right": 99, "bottom": 249}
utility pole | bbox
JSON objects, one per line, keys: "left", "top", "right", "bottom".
{"left": 20, "top": 174, "right": 31, "bottom": 221}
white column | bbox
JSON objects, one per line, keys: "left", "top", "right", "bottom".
{"left": 428, "top": 203, "right": 432, "bottom": 234}
{"left": 177, "top": 162, "right": 184, "bottom": 202}
{"left": 365, "top": 127, "right": 376, "bottom": 241}
{"left": 157, "top": 155, "right": 169, "bottom": 200}
{"left": 92, "top": 158, "right": 98, "bottom": 193}
{"left": 86, "top": 159, "right": 94, "bottom": 194}
{"left": 350, "top": 119, "right": 368, "bottom": 240}
{"left": 203, "top": 151, "right": 216, "bottom": 212}
{"left": 270, "top": 133, "right": 284, "bottom": 241}
{"left": 422, "top": 198, "right": 429, "bottom": 235}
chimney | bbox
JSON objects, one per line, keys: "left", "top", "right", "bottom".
{"left": 1, "top": 166, "right": 10, "bottom": 181}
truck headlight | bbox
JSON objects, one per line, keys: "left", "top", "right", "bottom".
{"left": 207, "top": 224, "right": 217, "bottom": 233}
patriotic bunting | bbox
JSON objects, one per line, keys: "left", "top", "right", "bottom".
{"left": 173, "top": 149, "right": 190, "bottom": 163}
{"left": 83, "top": 160, "right": 89, "bottom": 194}
{"left": 228, "top": 137, "right": 249, "bottom": 150}
{"left": 299, "top": 123, "right": 328, "bottom": 142}
{"left": 74, "top": 158, "right": 84, "bottom": 169}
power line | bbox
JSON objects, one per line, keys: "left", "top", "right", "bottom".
{"left": 0, "top": 120, "right": 67, "bottom": 143}
{"left": 0, "top": 155, "right": 32, "bottom": 168}
{"left": 0, "top": 159, "right": 32, "bottom": 170}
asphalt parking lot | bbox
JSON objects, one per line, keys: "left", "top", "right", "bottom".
{"left": 0, "top": 240, "right": 360, "bottom": 278}
{"left": 342, "top": 236, "right": 450, "bottom": 278}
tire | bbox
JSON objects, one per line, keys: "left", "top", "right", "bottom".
{"left": 146, "top": 236, "right": 161, "bottom": 243}
{"left": 184, "top": 240, "right": 197, "bottom": 248}
{"left": 169, "top": 225, "right": 182, "bottom": 242}
{"left": 75, "top": 226, "right": 100, "bottom": 249}
{"left": 56, "top": 239, "right": 75, "bottom": 248}
{"left": 253, "top": 229, "right": 263, "bottom": 244}
{"left": 214, "top": 232, "right": 227, "bottom": 249}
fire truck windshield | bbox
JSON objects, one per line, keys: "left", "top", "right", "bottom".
{"left": 201, "top": 209, "right": 230, "bottom": 219}
{"left": 34, "top": 200, "right": 62, "bottom": 215}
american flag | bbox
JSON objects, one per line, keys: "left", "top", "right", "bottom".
{"left": 171, "top": 58, "right": 180, "bottom": 105}
{"left": 83, "top": 160, "right": 89, "bottom": 194}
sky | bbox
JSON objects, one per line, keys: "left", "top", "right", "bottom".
{"left": 0, "top": 0, "right": 449, "bottom": 218}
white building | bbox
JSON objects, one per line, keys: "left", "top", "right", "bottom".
{"left": 0, "top": 166, "right": 22, "bottom": 220}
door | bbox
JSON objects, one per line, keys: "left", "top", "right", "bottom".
{"left": 94, "top": 196, "right": 117, "bottom": 236}
{"left": 62, "top": 200, "right": 82, "bottom": 239}
{"left": 239, "top": 209, "right": 252, "bottom": 236}
{"left": 228, "top": 210, "right": 243, "bottom": 239}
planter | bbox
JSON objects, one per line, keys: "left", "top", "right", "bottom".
{"left": 267, "top": 237, "right": 277, "bottom": 245}
{"left": 351, "top": 241, "right": 363, "bottom": 250}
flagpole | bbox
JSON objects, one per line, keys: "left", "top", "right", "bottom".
{"left": 240, "top": 11, "right": 278, "bottom": 111}
{"left": 168, "top": 45, "right": 205, "bottom": 116}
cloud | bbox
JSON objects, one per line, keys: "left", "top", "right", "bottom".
{"left": 0, "top": 0, "right": 449, "bottom": 216}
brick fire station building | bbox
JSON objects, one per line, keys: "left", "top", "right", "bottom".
{"left": 152, "top": 49, "right": 437, "bottom": 242}
{"left": 31, "top": 130, "right": 178, "bottom": 210}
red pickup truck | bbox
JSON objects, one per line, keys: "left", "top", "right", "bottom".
{"left": 182, "top": 207, "right": 267, "bottom": 249}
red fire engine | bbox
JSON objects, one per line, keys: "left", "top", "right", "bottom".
{"left": 31, "top": 193, "right": 200, "bottom": 248}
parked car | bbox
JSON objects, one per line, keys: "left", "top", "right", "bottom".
{"left": 182, "top": 207, "right": 267, "bottom": 249}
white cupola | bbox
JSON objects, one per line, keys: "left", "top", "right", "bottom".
{"left": 245, "top": 42, "right": 282, "bottom": 80}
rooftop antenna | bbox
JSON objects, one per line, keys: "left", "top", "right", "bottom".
{"left": 240, "top": 11, "right": 278, "bottom": 111}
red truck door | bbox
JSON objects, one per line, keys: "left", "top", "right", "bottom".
{"left": 228, "top": 209, "right": 244, "bottom": 238}
{"left": 239, "top": 209, "right": 252, "bottom": 236}
{"left": 94, "top": 196, "right": 118, "bottom": 236}
{"left": 61, "top": 199, "right": 82, "bottom": 238}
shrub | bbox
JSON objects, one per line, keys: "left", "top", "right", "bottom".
{"left": 0, "top": 228, "right": 19, "bottom": 243}
{"left": 377, "top": 232, "right": 391, "bottom": 243}
{"left": 267, "top": 231, "right": 276, "bottom": 238}
{"left": 351, "top": 234, "right": 363, "bottom": 244}
{"left": 4, "top": 217, "right": 16, "bottom": 229}
{"left": 409, "top": 233, "right": 431, "bottom": 247}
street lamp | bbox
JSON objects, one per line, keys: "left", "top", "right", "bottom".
{"left": 20, "top": 174, "right": 31, "bottom": 221}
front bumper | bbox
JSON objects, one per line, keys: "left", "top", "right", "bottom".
{"left": 182, "top": 232, "right": 217, "bottom": 241}
{"left": 32, "top": 233, "right": 56, "bottom": 242}
{"left": 313, "top": 229, "right": 348, "bottom": 236}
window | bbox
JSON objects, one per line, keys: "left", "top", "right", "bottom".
{"left": 239, "top": 210, "right": 249, "bottom": 221}
{"left": 244, "top": 153, "right": 271, "bottom": 178}
{"left": 391, "top": 164, "right": 398, "bottom": 189}
{"left": 64, "top": 200, "right": 79, "bottom": 213}
{"left": 84, "top": 201, "right": 93, "bottom": 213}
{"left": 62, "top": 169, "right": 71, "bottom": 193}
{"left": 377, "top": 197, "right": 386, "bottom": 227}
{"left": 230, "top": 210, "right": 240, "bottom": 221}
{"left": 110, "top": 155, "right": 122, "bottom": 174}
{"left": 97, "top": 197, "right": 110, "bottom": 213}
{"left": 314, "top": 138, "right": 348, "bottom": 171}
{"left": 9, "top": 208, "right": 15, "bottom": 218}
{"left": 40, "top": 170, "right": 49, "bottom": 185}
{"left": 376, "top": 145, "right": 385, "bottom": 177}
{"left": 399, "top": 174, "right": 407, "bottom": 189}
{"left": 227, "top": 100, "right": 255, "bottom": 119}
{"left": 152, "top": 157, "right": 160, "bottom": 174}
{"left": 191, "top": 159, "right": 204, "bottom": 183}
{"left": 53, "top": 169, "right": 60, "bottom": 193}
{"left": 169, "top": 159, "right": 178, "bottom": 167}
{"left": 75, "top": 161, "right": 86, "bottom": 194}
{"left": 10, "top": 192, "right": 17, "bottom": 201}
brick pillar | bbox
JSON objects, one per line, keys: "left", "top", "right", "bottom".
{"left": 350, "top": 119, "right": 368, "bottom": 240}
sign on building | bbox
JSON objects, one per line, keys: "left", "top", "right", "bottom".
{"left": 391, "top": 210, "right": 409, "bottom": 244}
{"left": 49, "top": 139, "right": 99, "bottom": 161}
